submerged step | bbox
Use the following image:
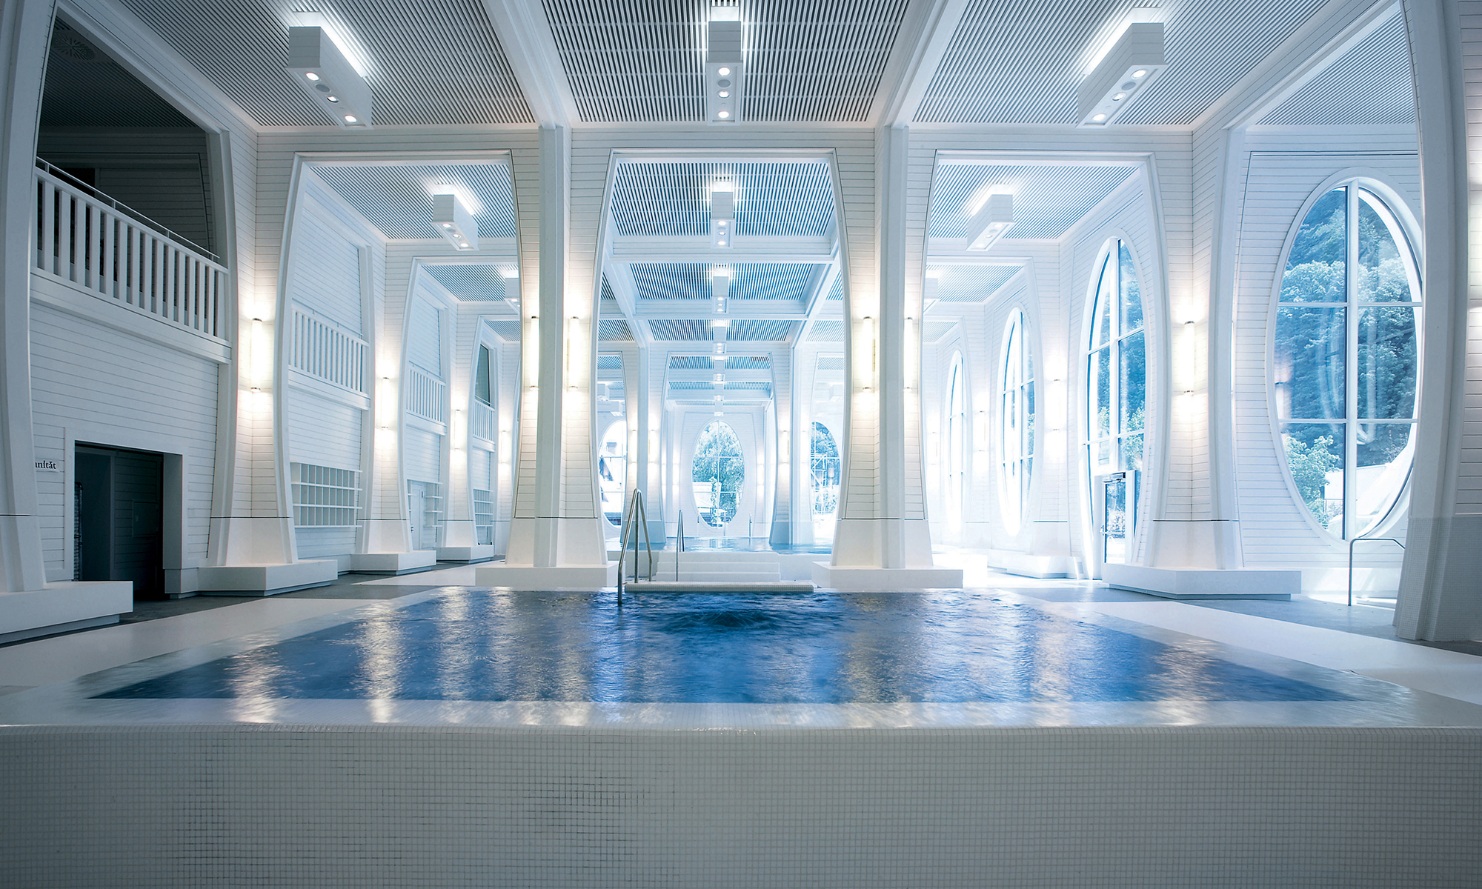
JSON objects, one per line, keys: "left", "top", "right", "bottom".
{"left": 621, "top": 580, "right": 815, "bottom": 594}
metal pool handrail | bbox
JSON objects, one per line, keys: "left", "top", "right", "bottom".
{"left": 616, "top": 490, "right": 653, "bottom": 605}
{"left": 675, "top": 510, "right": 685, "bottom": 581}
{"left": 1348, "top": 536, "right": 1405, "bottom": 607}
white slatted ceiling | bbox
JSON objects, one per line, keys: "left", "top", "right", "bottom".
{"left": 312, "top": 164, "right": 517, "bottom": 241}
{"left": 918, "top": 0, "right": 1327, "bottom": 126}
{"left": 809, "top": 320, "right": 844, "bottom": 341}
{"left": 43, "top": 21, "right": 196, "bottom": 127}
{"left": 648, "top": 319, "right": 710, "bottom": 340}
{"left": 923, "top": 319, "right": 957, "bottom": 342}
{"left": 599, "top": 319, "right": 635, "bottom": 341}
{"left": 929, "top": 265, "right": 1022, "bottom": 304}
{"left": 597, "top": 354, "right": 623, "bottom": 370}
{"left": 929, "top": 163, "right": 1139, "bottom": 240}
{"left": 628, "top": 262, "right": 820, "bottom": 302}
{"left": 669, "top": 356, "right": 715, "bottom": 370}
{"left": 112, "top": 0, "right": 531, "bottom": 126}
{"left": 727, "top": 356, "right": 772, "bottom": 370}
{"left": 488, "top": 320, "right": 522, "bottom": 342}
{"left": 630, "top": 264, "right": 710, "bottom": 300}
{"left": 609, "top": 161, "right": 835, "bottom": 237}
{"left": 726, "top": 319, "right": 795, "bottom": 341}
{"left": 1260, "top": 15, "right": 1415, "bottom": 127}
{"left": 542, "top": 0, "right": 905, "bottom": 122}
{"left": 423, "top": 264, "right": 509, "bottom": 302}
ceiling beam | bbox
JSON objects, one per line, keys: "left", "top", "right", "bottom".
{"left": 871, "top": 0, "right": 971, "bottom": 126}
{"left": 481, "top": 0, "right": 579, "bottom": 126}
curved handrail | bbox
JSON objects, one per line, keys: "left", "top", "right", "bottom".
{"left": 1347, "top": 536, "right": 1405, "bottom": 607}
{"left": 675, "top": 510, "right": 685, "bottom": 581}
{"left": 616, "top": 490, "right": 653, "bottom": 605}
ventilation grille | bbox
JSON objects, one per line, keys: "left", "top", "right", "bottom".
{"left": 648, "top": 319, "right": 711, "bottom": 340}
{"left": 669, "top": 356, "right": 715, "bottom": 370}
{"left": 1261, "top": 15, "right": 1415, "bottom": 127}
{"left": 825, "top": 275, "right": 844, "bottom": 301}
{"left": 929, "top": 265, "right": 1022, "bottom": 303}
{"left": 487, "top": 320, "right": 522, "bottom": 341}
{"left": 929, "top": 163, "right": 1138, "bottom": 240}
{"left": 610, "top": 160, "right": 836, "bottom": 238}
{"left": 597, "top": 354, "right": 624, "bottom": 370}
{"left": 43, "top": 21, "right": 196, "bottom": 128}
{"left": 114, "top": 0, "right": 531, "bottom": 126}
{"left": 671, "top": 380, "right": 771, "bottom": 392}
{"left": 917, "top": 0, "right": 1326, "bottom": 126}
{"left": 809, "top": 320, "right": 844, "bottom": 341}
{"left": 312, "top": 163, "right": 517, "bottom": 240}
{"left": 631, "top": 264, "right": 711, "bottom": 300}
{"left": 424, "top": 264, "right": 508, "bottom": 302}
{"left": 727, "top": 356, "right": 771, "bottom": 371}
{"left": 599, "top": 319, "right": 635, "bottom": 341}
{"left": 543, "top": 0, "right": 905, "bottom": 122}
{"left": 732, "top": 264, "right": 821, "bottom": 301}
{"left": 727, "top": 319, "right": 795, "bottom": 341}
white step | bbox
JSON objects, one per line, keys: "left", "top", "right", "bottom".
{"left": 622, "top": 580, "right": 815, "bottom": 594}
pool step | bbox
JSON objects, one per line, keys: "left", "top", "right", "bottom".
{"left": 621, "top": 580, "right": 815, "bottom": 593}
{"left": 620, "top": 550, "right": 783, "bottom": 584}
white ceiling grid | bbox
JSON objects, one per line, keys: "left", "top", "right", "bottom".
{"left": 916, "top": 0, "right": 1328, "bottom": 126}
{"left": 609, "top": 161, "right": 836, "bottom": 238}
{"left": 1259, "top": 14, "right": 1415, "bottom": 127}
{"left": 541, "top": 0, "right": 907, "bottom": 123}
{"left": 112, "top": 0, "right": 532, "bottom": 126}
{"left": 928, "top": 163, "right": 1139, "bottom": 240}
{"left": 311, "top": 164, "right": 518, "bottom": 240}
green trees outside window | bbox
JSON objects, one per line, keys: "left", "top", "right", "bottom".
{"left": 999, "top": 309, "right": 1035, "bottom": 535}
{"left": 1086, "top": 240, "right": 1147, "bottom": 478}
{"left": 693, "top": 420, "right": 744, "bottom": 527}
{"left": 1273, "top": 182, "right": 1420, "bottom": 539}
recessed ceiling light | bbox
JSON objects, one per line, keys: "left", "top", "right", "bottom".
{"left": 1092, "top": 112, "right": 1107, "bottom": 122}
{"left": 718, "top": 110, "right": 730, "bottom": 119}
{"left": 343, "top": 114, "right": 357, "bottom": 123}
{"left": 719, "top": 90, "right": 729, "bottom": 98}
{"left": 718, "top": 66, "right": 731, "bottom": 76}
{"left": 305, "top": 71, "right": 320, "bottom": 81}
{"left": 1132, "top": 68, "right": 1148, "bottom": 78}
{"left": 326, "top": 95, "right": 339, "bottom": 103}
{"left": 1112, "top": 93, "right": 1125, "bottom": 101}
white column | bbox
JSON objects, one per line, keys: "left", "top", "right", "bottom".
{"left": 768, "top": 346, "right": 797, "bottom": 546}
{"left": 823, "top": 125, "right": 959, "bottom": 589}
{"left": 481, "top": 125, "right": 607, "bottom": 586}
{"left": 438, "top": 306, "right": 491, "bottom": 561}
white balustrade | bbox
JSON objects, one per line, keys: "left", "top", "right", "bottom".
{"left": 288, "top": 304, "right": 369, "bottom": 395}
{"left": 406, "top": 364, "right": 446, "bottom": 424}
{"left": 471, "top": 400, "right": 495, "bottom": 442}
{"left": 33, "top": 162, "right": 226, "bottom": 341}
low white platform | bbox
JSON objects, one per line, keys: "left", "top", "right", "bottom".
{"left": 986, "top": 549, "right": 1077, "bottom": 579}
{"left": 812, "top": 564, "right": 965, "bottom": 591}
{"left": 475, "top": 563, "right": 615, "bottom": 589}
{"left": 622, "top": 580, "right": 815, "bottom": 593}
{"left": 1103, "top": 564, "right": 1300, "bottom": 600}
{"left": 434, "top": 545, "right": 497, "bottom": 564}
{"left": 196, "top": 560, "right": 337, "bottom": 596}
{"left": 0, "top": 581, "right": 133, "bottom": 644}
{"left": 349, "top": 551, "right": 439, "bottom": 575}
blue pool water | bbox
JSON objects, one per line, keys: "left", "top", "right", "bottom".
{"left": 96, "top": 590, "right": 1352, "bottom": 704}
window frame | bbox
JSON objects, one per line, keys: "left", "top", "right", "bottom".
{"left": 998, "top": 308, "right": 1034, "bottom": 536}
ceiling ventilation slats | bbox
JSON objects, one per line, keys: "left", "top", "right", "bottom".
{"left": 609, "top": 161, "right": 835, "bottom": 239}
{"left": 928, "top": 163, "right": 1138, "bottom": 241}
{"left": 312, "top": 163, "right": 518, "bottom": 241}
{"left": 423, "top": 265, "right": 509, "bottom": 302}
{"left": 1259, "top": 15, "right": 1415, "bottom": 128}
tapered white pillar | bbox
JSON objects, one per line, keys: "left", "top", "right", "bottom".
{"left": 480, "top": 125, "right": 608, "bottom": 587}
{"left": 818, "top": 126, "right": 960, "bottom": 590}
{"left": 437, "top": 307, "right": 495, "bottom": 562}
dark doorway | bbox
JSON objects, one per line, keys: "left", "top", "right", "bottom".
{"left": 74, "top": 445, "right": 165, "bottom": 601}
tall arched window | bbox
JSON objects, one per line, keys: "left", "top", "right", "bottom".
{"left": 598, "top": 420, "right": 626, "bottom": 525}
{"left": 810, "top": 421, "right": 840, "bottom": 517}
{"left": 692, "top": 420, "right": 744, "bottom": 527}
{"left": 945, "top": 353, "right": 966, "bottom": 527}
{"left": 999, "top": 309, "right": 1035, "bottom": 536}
{"left": 1086, "top": 240, "right": 1147, "bottom": 477}
{"left": 1274, "top": 181, "right": 1420, "bottom": 539}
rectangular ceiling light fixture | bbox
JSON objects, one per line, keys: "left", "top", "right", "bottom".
{"left": 712, "top": 266, "right": 731, "bottom": 313}
{"left": 287, "top": 26, "right": 371, "bottom": 127}
{"left": 706, "top": 4, "right": 742, "bottom": 124}
{"left": 710, "top": 182, "right": 735, "bottom": 248}
{"left": 966, "top": 193, "right": 1014, "bottom": 251}
{"left": 1078, "top": 22, "right": 1166, "bottom": 126}
{"left": 433, "top": 193, "right": 478, "bottom": 251}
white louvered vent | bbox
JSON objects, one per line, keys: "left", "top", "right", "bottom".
{"left": 929, "top": 265, "right": 1022, "bottom": 303}
{"left": 731, "top": 263, "right": 821, "bottom": 301}
{"left": 727, "top": 319, "right": 795, "bottom": 341}
{"left": 424, "top": 265, "right": 509, "bottom": 302}
{"left": 43, "top": 21, "right": 196, "bottom": 127}
{"left": 597, "top": 354, "right": 624, "bottom": 370}
{"left": 809, "top": 320, "right": 845, "bottom": 341}
{"left": 631, "top": 264, "right": 712, "bottom": 300}
{"left": 918, "top": 0, "right": 1326, "bottom": 126}
{"left": 113, "top": 0, "right": 531, "bottom": 126}
{"left": 1260, "top": 15, "right": 1414, "bottom": 128}
{"left": 599, "top": 319, "right": 635, "bottom": 341}
{"left": 825, "top": 275, "right": 844, "bottom": 301}
{"left": 671, "top": 380, "right": 771, "bottom": 392}
{"left": 669, "top": 356, "right": 715, "bottom": 370}
{"left": 929, "top": 163, "right": 1138, "bottom": 240}
{"left": 609, "top": 160, "right": 836, "bottom": 238}
{"left": 648, "top": 319, "right": 711, "bottom": 341}
{"left": 312, "top": 164, "right": 516, "bottom": 240}
{"left": 543, "top": 0, "right": 905, "bottom": 122}
{"left": 726, "top": 355, "right": 772, "bottom": 370}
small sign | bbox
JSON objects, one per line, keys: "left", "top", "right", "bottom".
{"left": 35, "top": 459, "right": 62, "bottom": 473}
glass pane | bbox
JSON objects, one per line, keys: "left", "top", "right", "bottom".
{"left": 1357, "top": 306, "right": 1418, "bottom": 420}
{"left": 1091, "top": 346, "right": 1111, "bottom": 437}
{"left": 1025, "top": 380, "right": 1036, "bottom": 457}
{"left": 474, "top": 346, "right": 492, "bottom": 405}
{"left": 1120, "top": 433, "right": 1144, "bottom": 472}
{"left": 1118, "top": 242, "right": 1144, "bottom": 332}
{"left": 810, "top": 422, "right": 840, "bottom": 516}
{"left": 598, "top": 421, "right": 626, "bottom": 525}
{"left": 1092, "top": 257, "right": 1113, "bottom": 347}
{"left": 693, "top": 421, "right": 744, "bottom": 527}
{"left": 1282, "top": 422, "right": 1346, "bottom": 534}
{"left": 1283, "top": 188, "right": 1346, "bottom": 302}
{"left": 1352, "top": 423, "right": 1414, "bottom": 535}
{"left": 1356, "top": 195, "right": 1414, "bottom": 303}
{"left": 1275, "top": 306, "right": 1345, "bottom": 419}
{"left": 1120, "top": 330, "right": 1146, "bottom": 433}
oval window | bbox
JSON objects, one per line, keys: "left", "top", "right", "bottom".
{"left": 810, "top": 421, "right": 840, "bottom": 516}
{"left": 692, "top": 420, "right": 744, "bottom": 527}
{"left": 999, "top": 309, "right": 1035, "bottom": 535}
{"left": 1273, "top": 182, "right": 1420, "bottom": 539}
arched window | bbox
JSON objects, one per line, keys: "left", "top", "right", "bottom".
{"left": 1086, "top": 240, "right": 1147, "bottom": 477}
{"left": 598, "top": 420, "right": 626, "bottom": 525}
{"left": 1273, "top": 182, "right": 1420, "bottom": 539}
{"left": 999, "top": 309, "right": 1035, "bottom": 535}
{"left": 692, "top": 420, "right": 744, "bottom": 527}
{"left": 945, "top": 353, "right": 966, "bottom": 526}
{"left": 810, "top": 421, "right": 840, "bottom": 516}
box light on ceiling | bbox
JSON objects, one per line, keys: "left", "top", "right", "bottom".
{"left": 1078, "top": 22, "right": 1166, "bottom": 127}
{"left": 966, "top": 193, "right": 1014, "bottom": 251}
{"left": 433, "top": 193, "right": 478, "bottom": 251}
{"left": 287, "top": 26, "right": 371, "bottom": 127}
{"left": 706, "top": 4, "right": 742, "bottom": 124}
{"left": 712, "top": 266, "right": 731, "bottom": 313}
{"left": 710, "top": 182, "right": 735, "bottom": 249}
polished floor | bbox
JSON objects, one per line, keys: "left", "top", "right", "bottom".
{"left": 2, "top": 564, "right": 1481, "bottom": 729}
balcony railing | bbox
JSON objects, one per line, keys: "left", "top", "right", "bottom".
{"left": 288, "top": 304, "right": 369, "bottom": 395}
{"left": 33, "top": 159, "right": 226, "bottom": 341}
{"left": 406, "top": 364, "right": 446, "bottom": 424}
{"left": 471, "top": 400, "right": 495, "bottom": 443}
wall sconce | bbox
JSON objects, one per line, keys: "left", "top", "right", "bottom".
{"left": 286, "top": 26, "right": 371, "bottom": 127}
{"left": 433, "top": 193, "right": 478, "bottom": 251}
{"left": 1078, "top": 22, "right": 1166, "bottom": 126}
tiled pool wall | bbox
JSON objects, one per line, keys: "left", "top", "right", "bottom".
{"left": 3, "top": 724, "right": 1479, "bottom": 887}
